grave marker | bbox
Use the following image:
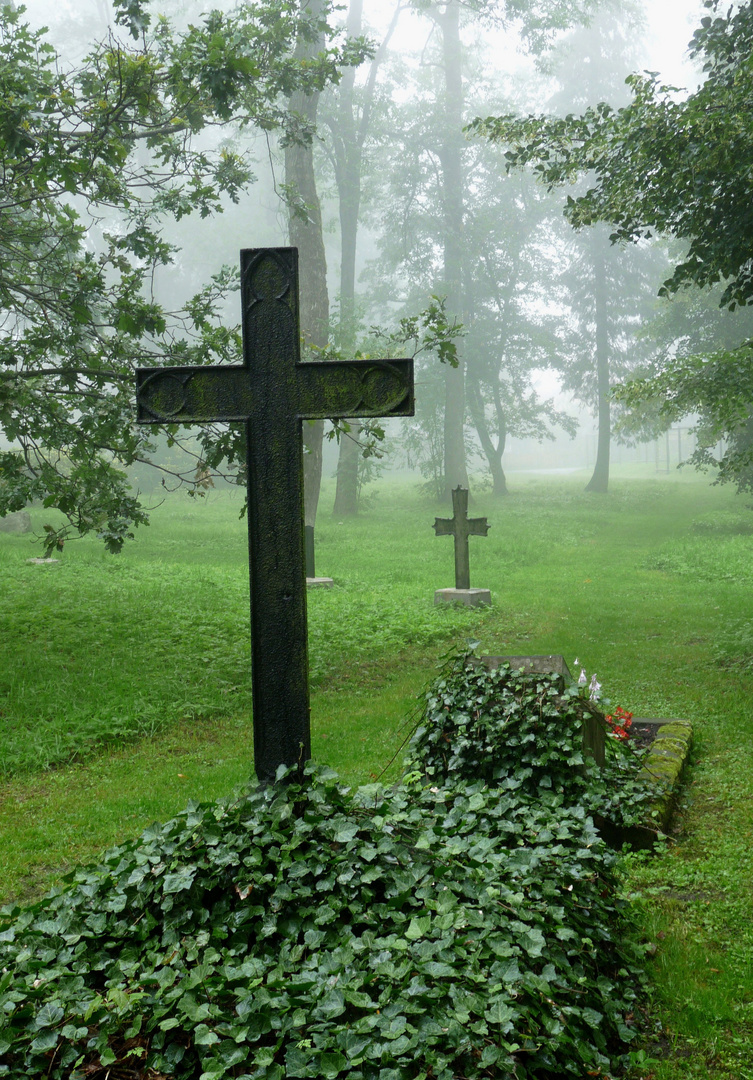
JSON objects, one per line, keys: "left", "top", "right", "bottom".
{"left": 433, "top": 485, "right": 491, "bottom": 606}
{"left": 136, "top": 247, "right": 414, "bottom": 781}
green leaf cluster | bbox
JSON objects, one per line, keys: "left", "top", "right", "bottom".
{"left": 0, "top": 2, "right": 364, "bottom": 550}
{"left": 0, "top": 659, "right": 652, "bottom": 1078}
{"left": 405, "top": 652, "right": 658, "bottom": 832}
{"left": 469, "top": 0, "right": 753, "bottom": 494}
{"left": 470, "top": 0, "right": 753, "bottom": 309}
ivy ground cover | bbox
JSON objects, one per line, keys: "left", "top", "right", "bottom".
{"left": 0, "top": 659, "right": 653, "bottom": 1079}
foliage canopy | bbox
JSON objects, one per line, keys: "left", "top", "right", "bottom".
{"left": 470, "top": 0, "right": 753, "bottom": 310}
{"left": 0, "top": 1, "right": 360, "bottom": 552}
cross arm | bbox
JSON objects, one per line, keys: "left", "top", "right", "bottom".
{"left": 296, "top": 359, "right": 413, "bottom": 419}
{"left": 433, "top": 518, "right": 456, "bottom": 536}
{"left": 467, "top": 518, "right": 490, "bottom": 537}
{"left": 136, "top": 366, "right": 251, "bottom": 423}
{"left": 136, "top": 358, "right": 414, "bottom": 425}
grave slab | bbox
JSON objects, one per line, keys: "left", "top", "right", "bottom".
{"left": 595, "top": 718, "right": 693, "bottom": 850}
{"left": 307, "top": 577, "right": 334, "bottom": 589}
{"left": 434, "top": 587, "right": 491, "bottom": 607}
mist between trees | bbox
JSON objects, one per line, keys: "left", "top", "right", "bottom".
{"left": 1, "top": 0, "right": 751, "bottom": 552}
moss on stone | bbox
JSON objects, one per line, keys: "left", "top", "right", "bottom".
{"left": 638, "top": 720, "right": 693, "bottom": 832}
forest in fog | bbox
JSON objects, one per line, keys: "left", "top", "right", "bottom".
{"left": 3, "top": 0, "right": 753, "bottom": 551}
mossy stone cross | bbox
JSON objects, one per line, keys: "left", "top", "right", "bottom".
{"left": 136, "top": 248, "right": 414, "bottom": 781}
{"left": 433, "top": 486, "right": 489, "bottom": 590}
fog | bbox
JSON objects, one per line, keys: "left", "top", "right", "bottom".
{"left": 11, "top": 0, "right": 730, "bottom": 502}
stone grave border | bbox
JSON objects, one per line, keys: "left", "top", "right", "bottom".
{"left": 480, "top": 655, "right": 693, "bottom": 849}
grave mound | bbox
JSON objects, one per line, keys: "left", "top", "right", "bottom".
{"left": 0, "top": 659, "right": 654, "bottom": 1080}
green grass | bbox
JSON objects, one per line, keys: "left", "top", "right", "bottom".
{"left": 2, "top": 465, "right": 753, "bottom": 1077}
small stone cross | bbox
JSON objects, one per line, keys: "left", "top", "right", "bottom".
{"left": 136, "top": 248, "right": 414, "bottom": 782}
{"left": 433, "top": 486, "right": 489, "bottom": 590}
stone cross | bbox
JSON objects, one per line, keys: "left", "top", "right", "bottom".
{"left": 433, "top": 486, "right": 489, "bottom": 590}
{"left": 136, "top": 248, "right": 414, "bottom": 782}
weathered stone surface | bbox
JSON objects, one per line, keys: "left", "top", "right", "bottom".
{"left": 481, "top": 654, "right": 573, "bottom": 681}
{"left": 0, "top": 511, "right": 31, "bottom": 534}
{"left": 434, "top": 587, "right": 491, "bottom": 608}
{"left": 307, "top": 577, "right": 334, "bottom": 589}
{"left": 637, "top": 720, "right": 693, "bottom": 830}
{"left": 26, "top": 558, "right": 59, "bottom": 565}
{"left": 596, "top": 718, "right": 693, "bottom": 850}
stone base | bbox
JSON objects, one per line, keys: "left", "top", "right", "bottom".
{"left": 434, "top": 587, "right": 491, "bottom": 607}
{"left": 26, "top": 558, "right": 59, "bottom": 565}
{"left": 307, "top": 576, "right": 334, "bottom": 589}
{"left": 481, "top": 654, "right": 572, "bottom": 680}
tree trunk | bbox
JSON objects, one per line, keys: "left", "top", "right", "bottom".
{"left": 437, "top": 0, "right": 469, "bottom": 499}
{"left": 585, "top": 234, "right": 611, "bottom": 493}
{"left": 333, "top": 424, "right": 361, "bottom": 516}
{"left": 332, "top": 0, "right": 400, "bottom": 516}
{"left": 285, "top": 0, "right": 329, "bottom": 532}
{"left": 332, "top": 0, "right": 364, "bottom": 516}
{"left": 467, "top": 377, "right": 508, "bottom": 496}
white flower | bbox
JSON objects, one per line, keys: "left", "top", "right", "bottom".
{"left": 589, "top": 674, "right": 601, "bottom": 701}
{"left": 578, "top": 668, "right": 587, "bottom": 686}
{"left": 574, "top": 657, "right": 580, "bottom": 667}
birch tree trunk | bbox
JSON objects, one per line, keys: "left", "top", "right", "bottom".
{"left": 285, "top": 0, "right": 329, "bottom": 535}
{"left": 436, "top": 0, "right": 469, "bottom": 499}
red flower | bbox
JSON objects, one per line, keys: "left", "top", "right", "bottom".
{"left": 606, "top": 706, "right": 633, "bottom": 740}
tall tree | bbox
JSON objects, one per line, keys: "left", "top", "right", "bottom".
{"left": 426, "top": 0, "right": 597, "bottom": 499}
{"left": 546, "top": 0, "right": 651, "bottom": 492}
{"left": 435, "top": 0, "right": 470, "bottom": 497}
{"left": 554, "top": 224, "right": 670, "bottom": 491}
{"left": 322, "top": 0, "right": 402, "bottom": 516}
{"left": 367, "top": 5, "right": 591, "bottom": 497}
{"left": 460, "top": 157, "right": 578, "bottom": 495}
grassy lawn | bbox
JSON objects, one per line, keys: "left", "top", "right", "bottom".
{"left": 1, "top": 465, "right": 752, "bottom": 1077}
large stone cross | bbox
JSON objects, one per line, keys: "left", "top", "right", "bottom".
{"left": 433, "top": 486, "right": 489, "bottom": 590}
{"left": 136, "top": 248, "right": 414, "bottom": 782}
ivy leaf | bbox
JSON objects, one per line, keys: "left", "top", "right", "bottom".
{"left": 320, "top": 1051, "right": 347, "bottom": 1078}
{"left": 30, "top": 1030, "right": 59, "bottom": 1053}
{"left": 329, "top": 818, "right": 359, "bottom": 844}
{"left": 193, "top": 1024, "right": 220, "bottom": 1046}
{"left": 582, "top": 1007, "right": 604, "bottom": 1028}
{"left": 33, "top": 1003, "right": 64, "bottom": 1028}
{"left": 405, "top": 916, "right": 432, "bottom": 940}
{"left": 162, "top": 865, "right": 197, "bottom": 893}
{"left": 485, "top": 998, "right": 515, "bottom": 1027}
